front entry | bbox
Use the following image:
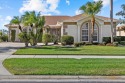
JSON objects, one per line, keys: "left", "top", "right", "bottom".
{"left": 81, "top": 22, "right": 99, "bottom": 42}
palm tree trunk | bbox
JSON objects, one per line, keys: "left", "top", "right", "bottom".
{"left": 91, "top": 16, "right": 95, "bottom": 44}
{"left": 110, "top": 0, "right": 114, "bottom": 43}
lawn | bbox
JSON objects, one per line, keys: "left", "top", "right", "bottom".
{"left": 14, "top": 46, "right": 125, "bottom": 55}
{"left": 3, "top": 58, "right": 125, "bottom": 75}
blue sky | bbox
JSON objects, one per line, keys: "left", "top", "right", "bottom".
{"left": 0, "top": 0, "right": 124, "bottom": 30}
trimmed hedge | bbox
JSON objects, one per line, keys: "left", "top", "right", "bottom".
{"left": 74, "top": 42, "right": 85, "bottom": 47}
{"left": 102, "top": 37, "right": 111, "bottom": 44}
{"left": 120, "top": 41, "right": 125, "bottom": 45}
{"left": 103, "top": 36, "right": 125, "bottom": 44}
{"left": 61, "top": 35, "right": 74, "bottom": 45}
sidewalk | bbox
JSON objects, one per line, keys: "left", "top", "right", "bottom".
{"left": 8, "top": 55, "right": 125, "bottom": 59}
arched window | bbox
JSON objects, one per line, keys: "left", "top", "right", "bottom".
{"left": 81, "top": 22, "right": 98, "bottom": 42}
{"left": 82, "top": 22, "right": 89, "bottom": 41}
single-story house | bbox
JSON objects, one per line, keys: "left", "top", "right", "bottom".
{"left": 5, "top": 14, "right": 119, "bottom": 43}
{"left": 116, "top": 24, "right": 125, "bottom": 36}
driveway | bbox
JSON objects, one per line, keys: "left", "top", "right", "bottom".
{"left": 0, "top": 42, "right": 25, "bottom": 75}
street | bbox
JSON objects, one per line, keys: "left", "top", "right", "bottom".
{"left": 1, "top": 79, "right": 125, "bottom": 83}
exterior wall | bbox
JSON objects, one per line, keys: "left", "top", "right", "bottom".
{"left": 116, "top": 31, "right": 125, "bottom": 36}
{"left": 65, "top": 25, "right": 78, "bottom": 42}
{"left": 101, "top": 25, "right": 112, "bottom": 41}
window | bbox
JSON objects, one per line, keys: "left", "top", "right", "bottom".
{"left": 82, "top": 23, "right": 89, "bottom": 41}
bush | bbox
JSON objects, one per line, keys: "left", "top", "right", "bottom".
{"left": 42, "top": 33, "right": 51, "bottom": 45}
{"left": 1, "top": 35, "right": 8, "bottom": 42}
{"left": 120, "top": 41, "right": 125, "bottom": 45}
{"left": 117, "top": 36, "right": 125, "bottom": 41}
{"left": 114, "top": 37, "right": 121, "bottom": 43}
{"left": 93, "top": 42, "right": 99, "bottom": 45}
{"left": 51, "top": 35, "right": 58, "bottom": 44}
{"left": 61, "top": 35, "right": 74, "bottom": 45}
{"left": 103, "top": 37, "right": 111, "bottom": 44}
{"left": 85, "top": 42, "right": 93, "bottom": 45}
{"left": 113, "top": 42, "right": 118, "bottom": 46}
{"left": 80, "top": 42, "right": 85, "bottom": 45}
{"left": 106, "top": 43, "right": 114, "bottom": 46}
{"left": 74, "top": 43, "right": 80, "bottom": 47}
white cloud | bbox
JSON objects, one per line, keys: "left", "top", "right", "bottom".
{"left": 93, "top": 0, "right": 110, "bottom": 7}
{"left": 75, "top": 10, "right": 83, "bottom": 15}
{"left": 19, "top": 0, "right": 60, "bottom": 14}
{"left": 5, "top": 16, "right": 12, "bottom": 21}
{"left": 66, "top": 0, "right": 70, "bottom": 5}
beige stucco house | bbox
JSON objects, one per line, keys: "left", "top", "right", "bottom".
{"left": 116, "top": 24, "right": 125, "bottom": 36}
{"left": 5, "top": 14, "right": 119, "bottom": 43}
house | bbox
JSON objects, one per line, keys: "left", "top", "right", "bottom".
{"left": 116, "top": 24, "right": 125, "bottom": 36}
{"left": 5, "top": 14, "right": 119, "bottom": 43}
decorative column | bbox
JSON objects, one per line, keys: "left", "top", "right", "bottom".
{"left": 77, "top": 23, "right": 81, "bottom": 42}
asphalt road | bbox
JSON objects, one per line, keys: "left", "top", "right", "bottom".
{"left": 1, "top": 80, "right": 125, "bottom": 83}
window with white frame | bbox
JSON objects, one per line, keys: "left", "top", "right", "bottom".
{"left": 82, "top": 23, "right": 89, "bottom": 41}
{"left": 93, "top": 24, "right": 98, "bottom": 42}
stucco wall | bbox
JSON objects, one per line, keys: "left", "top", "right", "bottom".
{"left": 65, "top": 25, "right": 78, "bottom": 42}
{"left": 116, "top": 31, "right": 125, "bottom": 36}
{"left": 101, "top": 25, "right": 112, "bottom": 36}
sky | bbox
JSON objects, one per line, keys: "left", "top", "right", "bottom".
{"left": 0, "top": 0, "right": 124, "bottom": 30}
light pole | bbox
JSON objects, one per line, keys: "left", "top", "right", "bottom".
{"left": 110, "top": 0, "right": 114, "bottom": 43}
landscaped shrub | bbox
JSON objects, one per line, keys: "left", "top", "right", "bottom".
{"left": 102, "top": 37, "right": 111, "bottom": 44}
{"left": 113, "top": 42, "right": 119, "bottom": 46}
{"left": 61, "top": 35, "right": 74, "bottom": 45}
{"left": 117, "top": 36, "right": 125, "bottom": 41}
{"left": 85, "top": 42, "right": 93, "bottom": 45}
{"left": 51, "top": 35, "right": 58, "bottom": 44}
{"left": 120, "top": 41, "right": 125, "bottom": 45}
{"left": 42, "top": 33, "right": 51, "bottom": 45}
{"left": 106, "top": 43, "right": 114, "bottom": 46}
{"left": 93, "top": 42, "right": 99, "bottom": 45}
{"left": 74, "top": 43, "right": 80, "bottom": 47}
{"left": 11, "top": 30, "right": 16, "bottom": 42}
{"left": 114, "top": 37, "right": 121, "bottom": 43}
{"left": 80, "top": 42, "right": 85, "bottom": 45}
{"left": 1, "top": 35, "right": 8, "bottom": 42}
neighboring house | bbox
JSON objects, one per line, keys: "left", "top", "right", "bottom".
{"left": 5, "top": 14, "right": 119, "bottom": 43}
{"left": 116, "top": 24, "right": 125, "bottom": 36}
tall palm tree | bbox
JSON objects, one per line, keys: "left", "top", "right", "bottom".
{"left": 110, "top": 0, "right": 114, "bottom": 43}
{"left": 10, "top": 16, "right": 22, "bottom": 32}
{"left": 79, "top": 1, "right": 103, "bottom": 43}
{"left": 22, "top": 11, "right": 45, "bottom": 45}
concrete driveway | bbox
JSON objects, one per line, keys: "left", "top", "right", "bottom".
{"left": 0, "top": 42, "right": 25, "bottom": 75}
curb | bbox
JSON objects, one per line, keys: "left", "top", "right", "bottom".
{"left": 1, "top": 75, "right": 125, "bottom": 80}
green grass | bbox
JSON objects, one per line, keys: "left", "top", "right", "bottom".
{"left": 14, "top": 46, "right": 125, "bottom": 55}
{"left": 3, "top": 58, "right": 125, "bottom": 75}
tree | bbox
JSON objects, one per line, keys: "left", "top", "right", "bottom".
{"left": 10, "top": 16, "right": 22, "bottom": 32}
{"left": 110, "top": 0, "right": 114, "bottom": 43}
{"left": 79, "top": 1, "right": 103, "bottom": 43}
{"left": 22, "top": 11, "right": 45, "bottom": 46}
{"left": 10, "top": 16, "right": 30, "bottom": 47}
{"left": 116, "top": 4, "right": 125, "bottom": 18}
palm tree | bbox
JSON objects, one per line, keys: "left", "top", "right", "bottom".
{"left": 110, "top": 0, "right": 114, "bottom": 43}
{"left": 22, "top": 11, "right": 45, "bottom": 46}
{"left": 79, "top": 1, "right": 103, "bottom": 43}
{"left": 10, "top": 16, "right": 30, "bottom": 47}
{"left": 10, "top": 16, "right": 22, "bottom": 32}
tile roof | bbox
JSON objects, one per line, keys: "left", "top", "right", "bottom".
{"left": 44, "top": 16, "right": 71, "bottom": 25}
{"left": 44, "top": 14, "right": 118, "bottom": 25}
